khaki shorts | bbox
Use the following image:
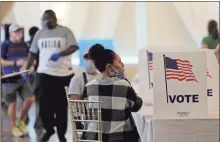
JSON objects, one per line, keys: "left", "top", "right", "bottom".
{"left": 2, "top": 81, "right": 33, "bottom": 104}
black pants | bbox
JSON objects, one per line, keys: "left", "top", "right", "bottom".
{"left": 35, "top": 73, "right": 73, "bottom": 140}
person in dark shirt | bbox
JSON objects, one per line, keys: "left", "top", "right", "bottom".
{"left": 1, "top": 24, "right": 34, "bottom": 137}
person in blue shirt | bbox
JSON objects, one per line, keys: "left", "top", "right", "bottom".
{"left": 1, "top": 24, "right": 34, "bottom": 137}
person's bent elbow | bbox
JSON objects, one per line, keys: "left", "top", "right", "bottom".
{"left": 130, "top": 96, "right": 143, "bottom": 112}
{"left": 214, "top": 44, "right": 219, "bottom": 55}
{"left": 201, "top": 44, "right": 208, "bottom": 49}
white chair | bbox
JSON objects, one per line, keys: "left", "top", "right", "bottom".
{"left": 65, "top": 87, "right": 102, "bottom": 142}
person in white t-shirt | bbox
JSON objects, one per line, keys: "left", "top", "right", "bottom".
{"left": 68, "top": 50, "right": 100, "bottom": 100}
{"left": 68, "top": 50, "right": 100, "bottom": 131}
{"left": 25, "top": 10, "right": 78, "bottom": 142}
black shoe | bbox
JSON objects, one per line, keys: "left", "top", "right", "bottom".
{"left": 58, "top": 135, "right": 67, "bottom": 142}
{"left": 59, "top": 138, "right": 67, "bottom": 142}
{"left": 35, "top": 117, "right": 43, "bottom": 129}
{"left": 40, "top": 130, "right": 55, "bottom": 142}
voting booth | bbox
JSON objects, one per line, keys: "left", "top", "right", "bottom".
{"left": 133, "top": 48, "right": 219, "bottom": 142}
{"left": 153, "top": 51, "right": 208, "bottom": 119}
{"left": 138, "top": 49, "right": 154, "bottom": 107}
{"left": 137, "top": 48, "right": 219, "bottom": 115}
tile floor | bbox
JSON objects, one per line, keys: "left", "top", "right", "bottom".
{"left": 1, "top": 102, "right": 73, "bottom": 142}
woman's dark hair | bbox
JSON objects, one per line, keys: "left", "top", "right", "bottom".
{"left": 29, "top": 26, "right": 39, "bottom": 37}
{"left": 208, "top": 20, "right": 219, "bottom": 39}
{"left": 83, "top": 54, "right": 89, "bottom": 59}
{"left": 89, "top": 43, "right": 115, "bottom": 72}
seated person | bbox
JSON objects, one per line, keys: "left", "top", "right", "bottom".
{"left": 68, "top": 49, "right": 100, "bottom": 100}
{"left": 81, "top": 44, "right": 143, "bottom": 142}
{"left": 68, "top": 49, "right": 100, "bottom": 129}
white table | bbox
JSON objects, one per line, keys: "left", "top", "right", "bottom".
{"left": 133, "top": 107, "right": 219, "bottom": 142}
{"left": 153, "top": 118, "right": 219, "bottom": 142}
{"left": 132, "top": 106, "right": 154, "bottom": 142}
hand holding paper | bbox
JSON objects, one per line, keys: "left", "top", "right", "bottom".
{"left": 1, "top": 70, "right": 29, "bottom": 80}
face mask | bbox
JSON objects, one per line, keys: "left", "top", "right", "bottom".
{"left": 47, "top": 20, "right": 53, "bottom": 29}
{"left": 84, "top": 59, "right": 97, "bottom": 73}
{"left": 108, "top": 65, "right": 123, "bottom": 79}
{"left": 41, "top": 21, "right": 47, "bottom": 29}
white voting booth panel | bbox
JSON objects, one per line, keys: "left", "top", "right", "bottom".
{"left": 137, "top": 47, "right": 198, "bottom": 108}
{"left": 203, "top": 49, "right": 219, "bottom": 114}
{"left": 153, "top": 51, "right": 208, "bottom": 119}
{"left": 138, "top": 49, "right": 154, "bottom": 106}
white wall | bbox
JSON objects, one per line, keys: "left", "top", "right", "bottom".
{"left": 146, "top": 2, "right": 197, "bottom": 51}
{"left": 1, "top": 2, "right": 219, "bottom": 64}
{"left": 174, "top": 2, "right": 219, "bottom": 47}
{"left": 115, "top": 2, "right": 137, "bottom": 57}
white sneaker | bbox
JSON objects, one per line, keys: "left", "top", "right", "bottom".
{"left": 12, "top": 126, "right": 24, "bottom": 137}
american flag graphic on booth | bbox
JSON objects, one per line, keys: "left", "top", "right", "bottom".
{"left": 148, "top": 52, "right": 153, "bottom": 70}
{"left": 206, "top": 69, "right": 212, "bottom": 78}
{"left": 164, "top": 56, "right": 198, "bottom": 82}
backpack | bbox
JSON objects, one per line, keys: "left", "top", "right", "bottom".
{"left": 82, "top": 72, "right": 88, "bottom": 85}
